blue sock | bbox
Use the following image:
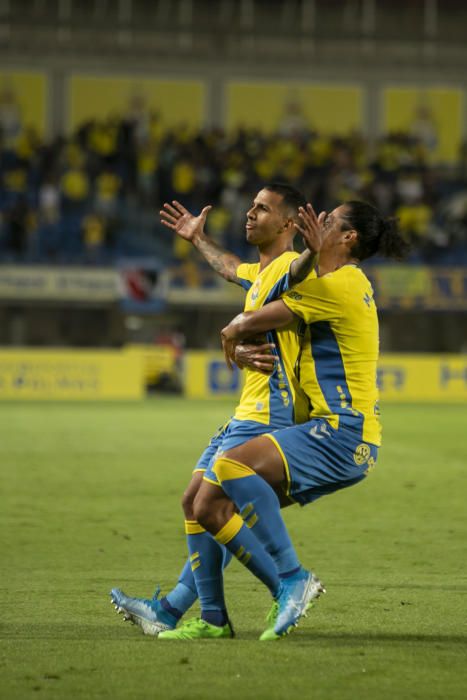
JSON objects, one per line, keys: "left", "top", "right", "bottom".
{"left": 215, "top": 514, "right": 280, "bottom": 597}
{"left": 185, "top": 520, "right": 229, "bottom": 626}
{"left": 215, "top": 457, "right": 301, "bottom": 576}
{"left": 162, "top": 537, "right": 233, "bottom": 622}
{"left": 162, "top": 559, "right": 197, "bottom": 620}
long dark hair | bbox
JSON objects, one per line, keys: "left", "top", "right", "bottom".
{"left": 343, "top": 200, "right": 409, "bottom": 261}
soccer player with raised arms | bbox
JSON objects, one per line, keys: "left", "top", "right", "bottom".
{"left": 111, "top": 183, "right": 326, "bottom": 638}
{"left": 158, "top": 200, "right": 409, "bottom": 640}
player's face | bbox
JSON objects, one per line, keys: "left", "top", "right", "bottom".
{"left": 321, "top": 205, "right": 355, "bottom": 250}
{"left": 245, "top": 189, "right": 291, "bottom": 245}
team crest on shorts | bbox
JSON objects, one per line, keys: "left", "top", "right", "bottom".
{"left": 353, "top": 443, "right": 371, "bottom": 465}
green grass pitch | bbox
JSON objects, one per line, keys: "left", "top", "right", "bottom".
{"left": 1, "top": 398, "right": 466, "bottom": 700}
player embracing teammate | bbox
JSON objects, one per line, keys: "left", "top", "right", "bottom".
{"left": 111, "top": 188, "right": 408, "bottom": 640}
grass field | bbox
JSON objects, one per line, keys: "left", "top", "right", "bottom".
{"left": 1, "top": 398, "right": 467, "bottom": 700}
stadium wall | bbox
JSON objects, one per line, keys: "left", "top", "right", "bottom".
{"left": 0, "top": 347, "right": 466, "bottom": 401}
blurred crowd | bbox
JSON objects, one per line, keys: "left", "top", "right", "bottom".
{"left": 1, "top": 110, "right": 467, "bottom": 272}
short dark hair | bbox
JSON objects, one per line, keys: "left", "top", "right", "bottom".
{"left": 263, "top": 182, "right": 307, "bottom": 218}
{"left": 342, "top": 200, "right": 410, "bottom": 261}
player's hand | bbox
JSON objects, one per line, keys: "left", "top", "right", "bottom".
{"left": 221, "top": 312, "right": 256, "bottom": 369}
{"left": 295, "top": 204, "right": 327, "bottom": 255}
{"left": 221, "top": 334, "right": 236, "bottom": 370}
{"left": 160, "top": 200, "right": 212, "bottom": 242}
{"left": 234, "top": 342, "right": 277, "bottom": 375}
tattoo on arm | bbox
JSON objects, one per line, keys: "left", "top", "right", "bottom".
{"left": 194, "top": 237, "right": 242, "bottom": 284}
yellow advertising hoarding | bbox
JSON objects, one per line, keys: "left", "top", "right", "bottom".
{"left": 3, "top": 350, "right": 465, "bottom": 402}
{"left": 184, "top": 351, "right": 245, "bottom": 399}
{"left": 226, "top": 82, "right": 363, "bottom": 134}
{"left": 0, "top": 70, "right": 47, "bottom": 137}
{"left": 377, "top": 354, "right": 467, "bottom": 402}
{"left": 69, "top": 75, "right": 205, "bottom": 132}
{"left": 184, "top": 351, "right": 467, "bottom": 403}
{"left": 0, "top": 349, "right": 145, "bottom": 400}
{"left": 382, "top": 86, "right": 463, "bottom": 163}
{"left": 127, "top": 344, "right": 178, "bottom": 385}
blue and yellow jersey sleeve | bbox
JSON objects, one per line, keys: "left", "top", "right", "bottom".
{"left": 282, "top": 265, "right": 381, "bottom": 446}
{"left": 234, "top": 252, "right": 310, "bottom": 428}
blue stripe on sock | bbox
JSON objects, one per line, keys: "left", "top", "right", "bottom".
{"left": 279, "top": 566, "right": 302, "bottom": 579}
{"left": 160, "top": 596, "right": 183, "bottom": 622}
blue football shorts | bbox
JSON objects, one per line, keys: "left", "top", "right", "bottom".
{"left": 263, "top": 417, "right": 379, "bottom": 506}
{"left": 197, "top": 419, "right": 276, "bottom": 484}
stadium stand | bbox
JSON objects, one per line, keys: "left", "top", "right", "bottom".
{"left": 1, "top": 120, "right": 466, "bottom": 269}
{"left": 1, "top": 0, "right": 466, "bottom": 354}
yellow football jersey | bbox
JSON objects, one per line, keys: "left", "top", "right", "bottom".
{"left": 234, "top": 252, "right": 309, "bottom": 427}
{"left": 282, "top": 264, "right": 381, "bottom": 446}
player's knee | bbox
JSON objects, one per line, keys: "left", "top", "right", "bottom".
{"left": 194, "top": 491, "right": 235, "bottom": 532}
{"left": 180, "top": 471, "right": 204, "bottom": 519}
{"left": 181, "top": 489, "right": 195, "bottom": 519}
{"left": 192, "top": 491, "right": 210, "bottom": 526}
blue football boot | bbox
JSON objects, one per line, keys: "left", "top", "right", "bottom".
{"left": 260, "top": 569, "right": 325, "bottom": 641}
{"left": 110, "top": 586, "right": 177, "bottom": 636}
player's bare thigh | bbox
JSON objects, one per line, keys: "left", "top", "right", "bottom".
{"left": 223, "top": 435, "right": 288, "bottom": 488}
{"left": 193, "top": 437, "right": 291, "bottom": 531}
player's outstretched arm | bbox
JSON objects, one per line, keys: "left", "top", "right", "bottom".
{"left": 160, "top": 200, "right": 243, "bottom": 284}
{"left": 288, "top": 204, "right": 327, "bottom": 284}
{"left": 221, "top": 301, "right": 294, "bottom": 368}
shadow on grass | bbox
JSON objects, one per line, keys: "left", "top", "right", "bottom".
{"left": 0, "top": 624, "right": 152, "bottom": 641}
{"left": 238, "top": 629, "right": 467, "bottom": 645}
{"left": 332, "top": 583, "right": 467, "bottom": 593}
{"left": 3, "top": 624, "right": 467, "bottom": 646}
